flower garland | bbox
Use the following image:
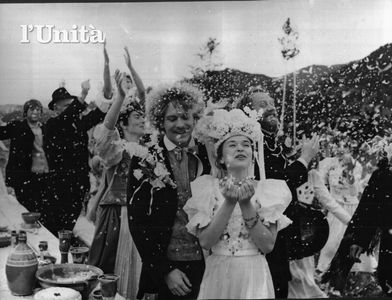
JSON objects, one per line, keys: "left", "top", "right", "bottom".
{"left": 123, "top": 130, "right": 176, "bottom": 215}
{"left": 146, "top": 82, "right": 205, "bottom": 131}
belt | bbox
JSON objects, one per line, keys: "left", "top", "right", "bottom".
{"left": 212, "top": 248, "right": 261, "bottom": 257}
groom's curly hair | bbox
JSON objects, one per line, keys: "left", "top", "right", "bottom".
{"left": 146, "top": 82, "right": 205, "bottom": 132}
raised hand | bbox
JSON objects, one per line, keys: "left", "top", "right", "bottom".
{"left": 220, "top": 177, "right": 239, "bottom": 205}
{"left": 103, "top": 39, "right": 109, "bottom": 64}
{"left": 300, "top": 134, "right": 320, "bottom": 166}
{"left": 237, "top": 180, "right": 256, "bottom": 204}
{"left": 81, "top": 79, "right": 90, "bottom": 95}
{"left": 124, "top": 46, "right": 132, "bottom": 69}
{"left": 114, "top": 69, "right": 126, "bottom": 98}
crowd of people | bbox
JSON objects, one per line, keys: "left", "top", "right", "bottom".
{"left": 1, "top": 41, "right": 392, "bottom": 300}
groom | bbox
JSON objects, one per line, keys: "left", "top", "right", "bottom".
{"left": 127, "top": 83, "right": 211, "bottom": 300}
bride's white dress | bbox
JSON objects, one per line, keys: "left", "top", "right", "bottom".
{"left": 184, "top": 175, "right": 292, "bottom": 299}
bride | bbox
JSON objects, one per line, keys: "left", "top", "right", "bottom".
{"left": 184, "top": 108, "right": 292, "bottom": 299}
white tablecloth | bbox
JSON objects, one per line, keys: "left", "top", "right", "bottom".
{"left": 0, "top": 194, "right": 66, "bottom": 299}
{"left": 0, "top": 194, "right": 126, "bottom": 300}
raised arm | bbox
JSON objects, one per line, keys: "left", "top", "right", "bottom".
{"left": 238, "top": 181, "right": 277, "bottom": 254}
{"left": 124, "top": 46, "right": 146, "bottom": 102}
{"left": 94, "top": 70, "right": 127, "bottom": 168}
{"left": 197, "top": 181, "right": 238, "bottom": 249}
{"left": 78, "top": 79, "right": 90, "bottom": 104}
{"left": 75, "top": 78, "right": 107, "bottom": 130}
{"left": 310, "top": 169, "right": 351, "bottom": 224}
{"left": 53, "top": 80, "right": 90, "bottom": 123}
{"left": 298, "top": 134, "right": 320, "bottom": 169}
{"left": 103, "top": 69, "right": 126, "bottom": 130}
{"left": 103, "top": 40, "right": 113, "bottom": 99}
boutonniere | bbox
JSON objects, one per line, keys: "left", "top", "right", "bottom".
{"left": 124, "top": 131, "right": 176, "bottom": 214}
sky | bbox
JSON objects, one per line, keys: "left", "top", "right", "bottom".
{"left": 0, "top": 0, "right": 391, "bottom": 106}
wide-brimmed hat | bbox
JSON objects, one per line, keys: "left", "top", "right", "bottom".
{"left": 48, "top": 87, "right": 78, "bottom": 110}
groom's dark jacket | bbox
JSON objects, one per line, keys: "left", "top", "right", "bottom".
{"left": 127, "top": 137, "right": 210, "bottom": 298}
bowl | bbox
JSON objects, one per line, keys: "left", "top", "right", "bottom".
{"left": 33, "top": 287, "right": 82, "bottom": 300}
{"left": 91, "top": 289, "right": 102, "bottom": 300}
{"left": 36, "top": 264, "right": 103, "bottom": 300}
{"left": 0, "top": 232, "right": 11, "bottom": 248}
{"left": 38, "top": 255, "right": 57, "bottom": 267}
{"left": 70, "top": 247, "right": 89, "bottom": 264}
{"left": 21, "top": 212, "right": 41, "bottom": 224}
{"left": 44, "top": 255, "right": 57, "bottom": 264}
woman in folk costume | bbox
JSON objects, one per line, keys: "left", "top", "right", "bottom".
{"left": 320, "top": 139, "right": 389, "bottom": 297}
{"left": 87, "top": 42, "right": 145, "bottom": 300}
{"left": 287, "top": 156, "right": 352, "bottom": 298}
{"left": 183, "top": 108, "right": 292, "bottom": 299}
{"left": 316, "top": 147, "right": 364, "bottom": 274}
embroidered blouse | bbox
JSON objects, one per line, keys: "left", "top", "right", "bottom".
{"left": 184, "top": 175, "right": 292, "bottom": 256}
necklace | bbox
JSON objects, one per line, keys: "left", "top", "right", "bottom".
{"left": 263, "top": 132, "right": 280, "bottom": 152}
{"left": 219, "top": 175, "right": 255, "bottom": 189}
{"left": 265, "top": 140, "right": 278, "bottom": 152}
{"left": 264, "top": 141, "right": 283, "bottom": 157}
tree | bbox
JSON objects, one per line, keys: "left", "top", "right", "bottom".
{"left": 190, "top": 38, "right": 223, "bottom": 77}
{"left": 278, "top": 18, "right": 300, "bottom": 144}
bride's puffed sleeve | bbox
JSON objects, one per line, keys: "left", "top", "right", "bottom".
{"left": 254, "top": 179, "right": 292, "bottom": 231}
{"left": 184, "top": 175, "right": 217, "bottom": 236}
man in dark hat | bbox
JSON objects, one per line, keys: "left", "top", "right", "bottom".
{"left": 44, "top": 81, "right": 109, "bottom": 235}
{"left": 0, "top": 99, "right": 50, "bottom": 219}
{"left": 237, "top": 87, "right": 319, "bottom": 298}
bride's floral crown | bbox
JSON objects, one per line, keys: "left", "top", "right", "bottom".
{"left": 194, "top": 108, "right": 263, "bottom": 151}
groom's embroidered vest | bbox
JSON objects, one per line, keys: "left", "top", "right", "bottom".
{"left": 166, "top": 149, "right": 203, "bottom": 261}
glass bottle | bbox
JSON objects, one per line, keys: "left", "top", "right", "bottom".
{"left": 5, "top": 230, "right": 38, "bottom": 296}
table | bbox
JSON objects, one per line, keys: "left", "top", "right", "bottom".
{"left": 0, "top": 194, "right": 127, "bottom": 300}
{"left": 0, "top": 193, "right": 67, "bottom": 299}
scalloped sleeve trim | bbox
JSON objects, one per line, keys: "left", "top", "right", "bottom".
{"left": 254, "top": 179, "right": 293, "bottom": 231}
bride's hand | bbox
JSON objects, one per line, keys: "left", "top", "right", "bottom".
{"left": 220, "top": 178, "right": 239, "bottom": 205}
{"left": 237, "top": 180, "right": 255, "bottom": 204}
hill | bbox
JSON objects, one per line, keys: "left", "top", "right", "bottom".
{"left": 188, "top": 43, "right": 392, "bottom": 144}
